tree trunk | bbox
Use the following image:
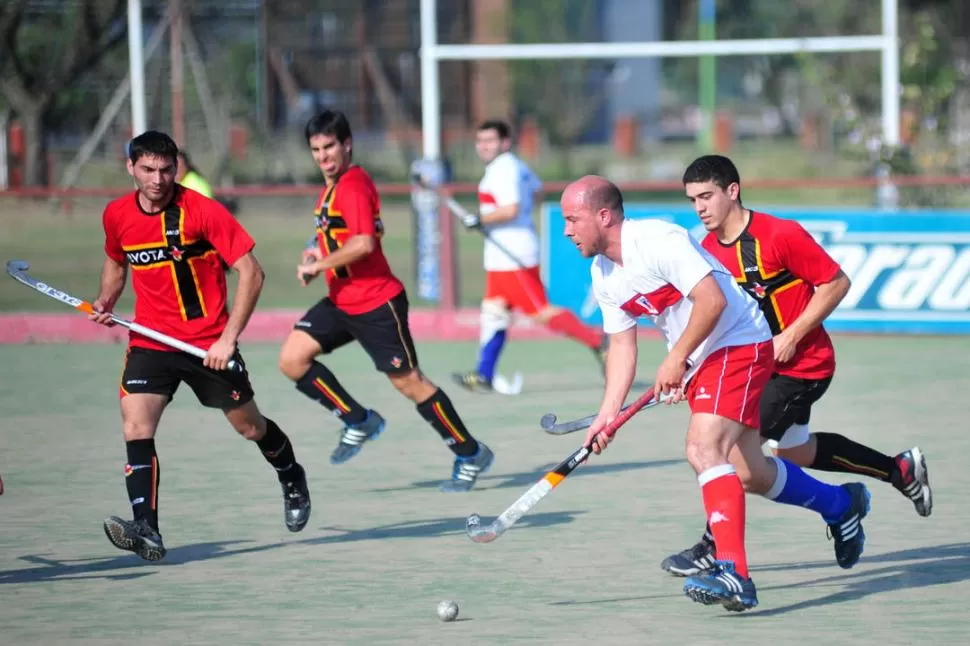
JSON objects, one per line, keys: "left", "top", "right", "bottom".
{"left": 21, "top": 106, "right": 47, "bottom": 186}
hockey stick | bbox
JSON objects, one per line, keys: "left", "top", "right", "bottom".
{"left": 409, "top": 174, "right": 532, "bottom": 271}
{"left": 540, "top": 388, "right": 662, "bottom": 435}
{"left": 6, "top": 260, "right": 242, "bottom": 372}
{"left": 466, "top": 385, "right": 657, "bottom": 543}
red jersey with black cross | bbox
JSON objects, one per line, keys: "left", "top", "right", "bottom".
{"left": 313, "top": 165, "right": 404, "bottom": 314}
{"left": 102, "top": 186, "right": 255, "bottom": 352}
{"left": 701, "top": 211, "right": 840, "bottom": 379}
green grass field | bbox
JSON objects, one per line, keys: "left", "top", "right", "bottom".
{"left": 0, "top": 197, "right": 489, "bottom": 312}
{"left": 1, "top": 337, "right": 968, "bottom": 644}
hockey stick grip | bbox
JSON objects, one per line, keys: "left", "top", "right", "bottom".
{"left": 592, "top": 385, "right": 657, "bottom": 444}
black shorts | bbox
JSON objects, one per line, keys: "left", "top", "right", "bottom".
{"left": 760, "top": 374, "right": 833, "bottom": 442}
{"left": 294, "top": 290, "right": 418, "bottom": 374}
{"left": 120, "top": 346, "right": 255, "bottom": 409}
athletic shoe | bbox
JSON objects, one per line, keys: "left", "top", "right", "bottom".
{"left": 281, "top": 464, "right": 311, "bottom": 532}
{"left": 451, "top": 372, "right": 493, "bottom": 394}
{"left": 103, "top": 516, "right": 166, "bottom": 562}
{"left": 683, "top": 560, "right": 758, "bottom": 612}
{"left": 828, "top": 482, "right": 871, "bottom": 569}
{"left": 330, "top": 410, "right": 386, "bottom": 465}
{"left": 440, "top": 443, "right": 494, "bottom": 493}
{"left": 661, "top": 537, "right": 717, "bottom": 577}
{"left": 892, "top": 446, "right": 932, "bottom": 517}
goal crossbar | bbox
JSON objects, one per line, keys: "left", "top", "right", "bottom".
{"left": 418, "top": 0, "right": 899, "bottom": 158}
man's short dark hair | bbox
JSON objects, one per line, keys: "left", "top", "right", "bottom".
{"left": 128, "top": 131, "right": 178, "bottom": 165}
{"left": 305, "top": 109, "right": 353, "bottom": 143}
{"left": 589, "top": 180, "right": 624, "bottom": 215}
{"left": 682, "top": 155, "right": 741, "bottom": 190}
{"left": 478, "top": 119, "right": 511, "bottom": 140}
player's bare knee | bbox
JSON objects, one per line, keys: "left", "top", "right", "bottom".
{"left": 278, "top": 331, "right": 320, "bottom": 381}
{"left": 122, "top": 419, "right": 157, "bottom": 441}
{"left": 684, "top": 437, "right": 723, "bottom": 474}
{"left": 388, "top": 368, "right": 434, "bottom": 402}
{"left": 225, "top": 403, "right": 266, "bottom": 440}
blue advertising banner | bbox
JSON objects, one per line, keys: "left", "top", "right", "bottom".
{"left": 540, "top": 205, "right": 970, "bottom": 334}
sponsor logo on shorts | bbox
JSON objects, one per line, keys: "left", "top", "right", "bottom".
{"left": 125, "top": 379, "right": 148, "bottom": 385}
{"left": 295, "top": 320, "right": 312, "bottom": 328}
{"left": 695, "top": 386, "right": 712, "bottom": 401}
{"left": 231, "top": 390, "right": 241, "bottom": 401}
{"left": 390, "top": 356, "right": 402, "bottom": 369}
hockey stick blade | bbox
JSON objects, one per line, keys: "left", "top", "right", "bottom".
{"left": 540, "top": 393, "right": 661, "bottom": 435}
{"left": 466, "top": 385, "right": 656, "bottom": 543}
{"left": 6, "top": 260, "right": 242, "bottom": 372}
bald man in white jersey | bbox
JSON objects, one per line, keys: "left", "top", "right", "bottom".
{"left": 451, "top": 120, "right": 608, "bottom": 393}
{"left": 561, "top": 175, "right": 870, "bottom": 612}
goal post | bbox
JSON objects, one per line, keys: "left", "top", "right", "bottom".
{"left": 417, "top": 0, "right": 900, "bottom": 160}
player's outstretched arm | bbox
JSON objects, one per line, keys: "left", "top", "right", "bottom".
{"left": 90, "top": 257, "right": 128, "bottom": 326}
{"left": 300, "top": 234, "right": 375, "bottom": 279}
{"left": 586, "top": 326, "right": 638, "bottom": 454}
{"left": 206, "top": 252, "right": 264, "bottom": 370}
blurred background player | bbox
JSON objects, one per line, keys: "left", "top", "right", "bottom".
{"left": 92, "top": 131, "right": 311, "bottom": 562}
{"left": 175, "top": 150, "right": 213, "bottom": 198}
{"left": 564, "top": 175, "right": 871, "bottom": 611}
{"left": 278, "top": 110, "right": 494, "bottom": 493}
{"left": 451, "top": 119, "right": 607, "bottom": 393}
{"left": 660, "top": 155, "right": 932, "bottom": 577}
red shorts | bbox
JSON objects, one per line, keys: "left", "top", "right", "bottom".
{"left": 685, "top": 341, "right": 774, "bottom": 429}
{"left": 484, "top": 267, "right": 549, "bottom": 316}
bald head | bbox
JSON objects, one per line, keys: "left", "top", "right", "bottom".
{"left": 561, "top": 175, "right": 625, "bottom": 259}
{"left": 562, "top": 175, "right": 624, "bottom": 218}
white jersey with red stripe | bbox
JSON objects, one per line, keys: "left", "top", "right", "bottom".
{"left": 591, "top": 219, "right": 771, "bottom": 380}
{"left": 478, "top": 151, "right": 543, "bottom": 271}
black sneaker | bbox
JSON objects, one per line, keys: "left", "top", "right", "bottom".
{"left": 661, "top": 537, "right": 717, "bottom": 577}
{"left": 440, "top": 443, "right": 494, "bottom": 493}
{"left": 892, "top": 446, "right": 932, "bottom": 517}
{"left": 683, "top": 560, "right": 758, "bottom": 612}
{"left": 451, "top": 372, "right": 493, "bottom": 394}
{"left": 281, "top": 465, "right": 311, "bottom": 532}
{"left": 330, "top": 410, "right": 386, "bottom": 465}
{"left": 103, "top": 516, "right": 166, "bottom": 562}
{"left": 828, "top": 482, "right": 871, "bottom": 569}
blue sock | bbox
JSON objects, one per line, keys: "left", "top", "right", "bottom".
{"left": 764, "top": 457, "right": 851, "bottom": 524}
{"left": 476, "top": 330, "right": 506, "bottom": 382}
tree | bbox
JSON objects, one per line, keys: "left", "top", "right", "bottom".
{"left": 507, "top": 0, "right": 609, "bottom": 173}
{"left": 0, "top": 0, "right": 127, "bottom": 186}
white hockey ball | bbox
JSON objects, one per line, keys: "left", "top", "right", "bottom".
{"left": 437, "top": 600, "right": 459, "bottom": 622}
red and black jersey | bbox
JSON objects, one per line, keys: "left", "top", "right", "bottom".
{"left": 103, "top": 186, "right": 255, "bottom": 352}
{"left": 701, "top": 211, "right": 840, "bottom": 379}
{"left": 314, "top": 165, "right": 404, "bottom": 314}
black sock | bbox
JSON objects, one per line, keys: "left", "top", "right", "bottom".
{"left": 125, "top": 439, "right": 160, "bottom": 531}
{"left": 416, "top": 388, "right": 479, "bottom": 457}
{"left": 702, "top": 524, "right": 714, "bottom": 546}
{"left": 811, "top": 432, "right": 897, "bottom": 482}
{"left": 256, "top": 417, "right": 299, "bottom": 481}
{"left": 295, "top": 362, "right": 368, "bottom": 426}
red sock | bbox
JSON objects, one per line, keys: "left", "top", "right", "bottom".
{"left": 699, "top": 464, "right": 748, "bottom": 578}
{"left": 546, "top": 311, "right": 603, "bottom": 349}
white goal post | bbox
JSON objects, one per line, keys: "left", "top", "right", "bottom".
{"left": 418, "top": 0, "right": 900, "bottom": 160}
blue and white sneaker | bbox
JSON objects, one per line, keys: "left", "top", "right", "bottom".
{"left": 330, "top": 410, "right": 386, "bottom": 465}
{"left": 440, "top": 442, "right": 494, "bottom": 493}
{"left": 683, "top": 560, "right": 758, "bottom": 612}
{"left": 828, "top": 482, "right": 871, "bottom": 569}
